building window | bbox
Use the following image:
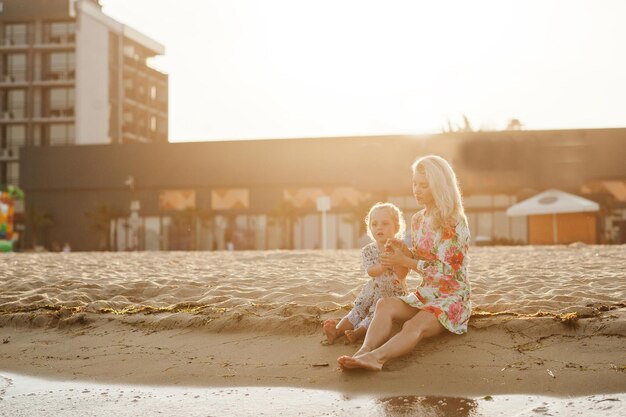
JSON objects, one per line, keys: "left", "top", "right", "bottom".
{"left": 7, "top": 162, "right": 19, "bottom": 186}
{"left": 123, "top": 110, "right": 134, "bottom": 129}
{"left": 123, "top": 45, "right": 135, "bottom": 59}
{"left": 47, "top": 88, "right": 74, "bottom": 117}
{"left": 3, "top": 125, "right": 25, "bottom": 158}
{"left": 45, "top": 52, "right": 75, "bottom": 80}
{"left": 124, "top": 78, "right": 134, "bottom": 99}
{"left": 150, "top": 86, "right": 157, "bottom": 100}
{"left": 43, "top": 21, "right": 76, "bottom": 44}
{"left": 4, "top": 53, "right": 27, "bottom": 82}
{"left": 6, "top": 125, "right": 26, "bottom": 157}
{"left": 32, "top": 124, "right": 42, "bottom": 147}
{"left": 158, "top": 116, "right": 167, "bottom": 134}
{"left": 5, "top": 89, "right": 26, "bottom": 119}
{"left": 150, "top": 116, "right": 157, "bottom": 132}
{"left": 48, "top": 124, "right": 74, "bottom": 146}
{"left": 3, "top": 23, "right": 29, "bottom": 45}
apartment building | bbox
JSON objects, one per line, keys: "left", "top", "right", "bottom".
{"left": 0, "top": 0, "right": 168, "bottom": 188}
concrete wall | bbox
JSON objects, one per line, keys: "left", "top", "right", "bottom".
{"left": 18, "top": 129, "right": 626, "bottom": 250}
{"left": 74, "top": 5, "right": 110, "bottom": 144}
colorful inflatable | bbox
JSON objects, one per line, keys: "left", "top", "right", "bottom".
{"left": 0, "top": 185, "right": 24, "bottom": 252}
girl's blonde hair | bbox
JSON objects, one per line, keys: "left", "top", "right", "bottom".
{"left": 412, "top": 155, "right": 467, "bottom": 230}
{"left": 364, "top": 202, "right": 406, "bottom": 241}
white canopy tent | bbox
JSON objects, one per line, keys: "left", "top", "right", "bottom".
{"left": 506, "top": 189, "right": 599, "bottom": 244}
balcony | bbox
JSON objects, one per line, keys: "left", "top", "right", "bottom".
{"left": 32, "top": 41, "right": 76, "bottom": 51}
{"left": 33, "top": 71, "right": 76, "bottom": 87}
{"left": 123, "top": 95, "right": 167, "bottom": 117}
{"left": 0, "top": 35, "right": 76, "bottom": 51}
{"left": 31, "top": 108, "right": 75, "bottom": 123}
{"left": 0, "top": 72, "right": 76, "bottom": 87}
{"left": 0, "top": 148, "right": 19, "bottom": 162}
{"left": 123, "top": 56, "right": 167, "bottom": 80}
{"left": 0, "top": 36, "right": 33, "bottom": 51}
{"left": 0, "top": 111, "right": 27, "bottom": 124}
{"left": 0, "top": 74, "right": 28, "bottom": 87}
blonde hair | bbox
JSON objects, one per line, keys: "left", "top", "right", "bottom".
{"left": 412, "top": 155, "right": 467, "bottom": 230}
{"left": 364, "top": 202, "right": 406, "bottom": 241}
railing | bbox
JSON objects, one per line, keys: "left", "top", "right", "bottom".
{"left": 0, "top": 72, "right": 27, "bottom": 82}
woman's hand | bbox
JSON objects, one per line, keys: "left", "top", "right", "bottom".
{"left": 385, "top": 238, "right": 412, "bottom": 257}
{"left": 381, "top": 242, "right": 408, "bottom": 268}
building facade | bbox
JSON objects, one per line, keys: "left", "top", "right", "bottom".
{"left": 19, "top": 129, "right": 626, "bottom": 251}
{"left": 0, "top": 0, "right": 168, "bottom": 190}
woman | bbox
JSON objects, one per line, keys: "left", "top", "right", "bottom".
{"left": 338, "top": 155, "right": 471, "bottom": 371}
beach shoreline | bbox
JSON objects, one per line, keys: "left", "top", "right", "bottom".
{"left": 1, "top": 309, "right": 624, "bottom": 397}
{"left": 1, "top": 246, "right": 625, "bottom": 407}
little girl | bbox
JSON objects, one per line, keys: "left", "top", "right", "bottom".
{"left": 323, "top": 202, "right": 409, "bottom": 344}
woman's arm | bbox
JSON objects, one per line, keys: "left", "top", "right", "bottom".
{"left": 381, "top": 240, "right": 419, "bottom": 271}
{"left": 393, "top": 265, "right": 409, "bottom": 280}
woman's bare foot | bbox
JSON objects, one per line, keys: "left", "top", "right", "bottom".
{"left": 352, "top": 345, "right": 371, "bottom": 357}
{"left": 337, "top": 352, "right": 383, "bottom": 371}
{"left": 344, "top": 327, "right": 366, "bottom": 344}
{"left": 323, "top": 319, "right": 340, "bottom": 344}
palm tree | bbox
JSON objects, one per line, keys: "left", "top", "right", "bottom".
{"left": 343, "top": 198, "right": 377, "bottom": 246}
{"left": 172, "top": 206, "right": 211, "bottom": 250}
{"left": 506, "top": 118, "right": 523, "bottom": 130}
{"left": 25, "top": 205, "right": 53, "bottom": 249}
{"left": 85, "top": 203, "right": 121, "bottom": 251}
{"left": 269, "top": 200, "right": 298, "bottom": 249}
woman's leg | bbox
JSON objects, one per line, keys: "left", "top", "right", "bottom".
{"left": 340, "top": 310, "right": 444, "bottom": 371}
{"left": 357, "top": 297, "right": 419, "bottom": 355}
{"left": 338, "top": 297, "right": 418, "bottom": 363}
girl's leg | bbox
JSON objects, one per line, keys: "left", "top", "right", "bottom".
{"left": 327, "top": 282, "right": 373, "bottom": 344}
{"left": 323, "top": 316, "right": 354, "bottom": 344}
{"left": 340, "top": 310, "right": 444, "bottom": 371}
{"left": 345, "top": 325, "right": 367, "bottom": 344}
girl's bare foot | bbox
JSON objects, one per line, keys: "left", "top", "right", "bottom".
{"left": 344, "top": 327, "right": 366, "bottom": 344}
{"left": 323, "top": 319, "right": 340, "bottom": 344}
{"left": 337, "top": 352, "right": 383, "bottom": 371}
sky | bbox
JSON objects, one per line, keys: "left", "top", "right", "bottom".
{"left": 99, "top": 0, "right": 626, "bottom": 142}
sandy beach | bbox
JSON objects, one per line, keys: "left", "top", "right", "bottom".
{"left": 1, "top": 245, "right": 625, "bottom": 414}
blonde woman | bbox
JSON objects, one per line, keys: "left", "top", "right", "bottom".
{"left": 338, "top": 155, "right": 471, "bottom": 371}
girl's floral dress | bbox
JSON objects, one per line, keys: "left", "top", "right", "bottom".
{"left": 346, "top": 242, "right": 408, "bottom": 329}
{"left": 399, "top": 209, "right": 471, "bottom": 334}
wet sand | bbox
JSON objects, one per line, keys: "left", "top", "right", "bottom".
{"left": 0, "top": 246, "right": 625, "bottom": 414}
{"left": 1, "top": 372, "right": 624, "bottom": 417}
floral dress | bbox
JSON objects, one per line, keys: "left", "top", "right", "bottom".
{"left": 399, "top": 209, "right": 471, "bottom": 334}
{"left": 346, "top": 243, "right": 408, "bottom": 329}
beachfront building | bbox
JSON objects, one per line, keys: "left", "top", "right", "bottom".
{"left": 0, "top": 0, "right": 168, "bottom": 190}
{"left": 19, "top": 128, "right": 626, "bottom": 251}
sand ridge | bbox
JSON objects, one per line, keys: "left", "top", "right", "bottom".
{"left": 1, "top": 246, "right": 625, "bottom": 333}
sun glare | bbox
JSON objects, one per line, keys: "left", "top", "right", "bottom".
{"left": 100, "top": 0, "right": 626, "bottom": 141}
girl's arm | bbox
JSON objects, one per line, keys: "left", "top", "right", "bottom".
{"left": 362, "top": 244, "right": 387, "bottom": 278}
{"left": 367, "top": 264, "right": 387, "bottom": 278}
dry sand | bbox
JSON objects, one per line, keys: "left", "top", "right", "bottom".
{"left": 0, "top": 245, "right": 625, "bottom": 414}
